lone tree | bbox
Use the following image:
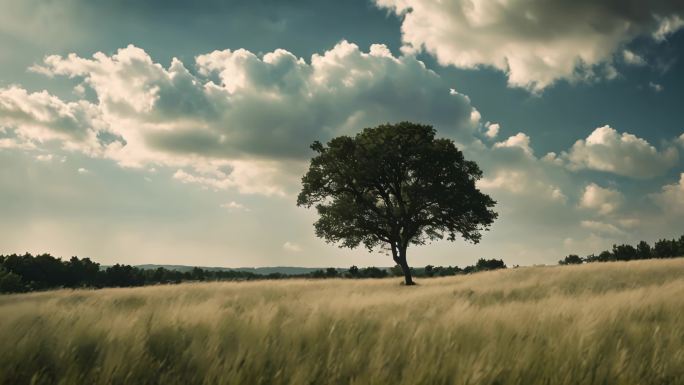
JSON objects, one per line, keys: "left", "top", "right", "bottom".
{"left": 297, "top": 122, "right": 497, "bottom": 285}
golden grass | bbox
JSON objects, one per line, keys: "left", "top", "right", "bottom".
{"left": 2, "top": 259, "right": 684, "bottom": 385}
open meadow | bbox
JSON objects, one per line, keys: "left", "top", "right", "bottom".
{"left": 2, "top": 258, "right": 684, "bottom": 385}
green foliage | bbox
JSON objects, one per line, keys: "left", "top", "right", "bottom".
{"left": 612, "top": 244, "right": 638, "bottom": 261}
{"left": 559, "top": 254, "right": 583, "bottom": 265}
{"left": 462, "top": 258, "right": 503, "bottom": 274}
{"left": 474, "top": 258, "right": 506, "bottom": 271}
{"left": 309, "top": 269, "right": 327, "bottom": 279}
{"left": 298, "top": 122, "right": 497, "bottom": 284}
{"left": 653, "top": 237, "right": 684, "bottom": 258}
{"left": 430, "top": 265, "right": 463, "bottom": 276}
{"left": 390, "top": 264, "right": 404, "bottom": 277}
{"left": 565, "top": 234, "right": 684, "bottom": 266}
{"left": 0, "top": 253, "right": 264, "bottom": 294}
{"left": 0, "top": 267, "right": 25, "bottom": 293}
{"left": 357, "top": 266, "right": 389, "bottom": 279}
{"left": 636, "top": 241, "right": 652, "bottom": 260}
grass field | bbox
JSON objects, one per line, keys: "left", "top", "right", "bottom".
{"left": 1, "top": 259, "right": 684, "bottom": 385}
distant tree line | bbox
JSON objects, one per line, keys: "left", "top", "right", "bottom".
{"left": 0, "top": 253, "right": 507, "bottom": 294}
{"left": 312, "top": 258, "right": 506, "bottom": 280}
{"left": 559, "top": 235, "right": 684, "bottom": 265}
{"left": 0, "top": 254, "right": 266, "bottom": 293}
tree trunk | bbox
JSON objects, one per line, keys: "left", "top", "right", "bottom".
{"left": 398, "top": 246, "right": 415, "bottom": 285}
{"left": 390, "top": 242, "right": 400, "bottom": 266}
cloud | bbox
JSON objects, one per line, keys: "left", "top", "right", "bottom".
{"left": 484, "top": 122, "right": 500, "bottom": 139}
{"left": 32, "top": 42, "right": 480, "bottom": 160}
{"left": 374, "top": 0, "right": 684, "bottom": 90}
{"left": 8, "top": 42, "right": 481, "bottom": 195}
{"left": 35, "top": 154, "right": 53, "bottom": 162}
{"left": 476, "top": 135, "right": 569, "bottom": 205}
{"left": 578, "top": 183, "right": 624, "bottom": 215}
{"left": 493, "top": 133, "right": 533, "bottom": 156}
{"left": 282, "top": 241, "right": 302, "bottom": 252}
{"left": 220, "top": 201, "right": 249, "bottom": 211}
{"left": 580, "top": 220, "right": 625, "bottom": 236}
{"left": 651, "top": 173, "right": 684, "bottom": 214}
{"left": 0, "top": 137, "right": 35, "bottom": 150}
{"left": 478, "top": 168, "right": 567, "bottom": 204}
{"left": 653, "top": 15, "right": 684, "bottom": 41}
{"left": 622, "top": 50, "right": 646, "bottom": 66}
{"left": 617, "top": 218, "right": 640, "bottom": 229}
{"left": 171, "top": 160, "right": 291, "bottom": 196}
{"left": 0, "top": 86, "right": 120, "bottom": 155}
{"left": 77, "top": 167, "right": 89, "bottom": 174}
{"left": 562, "top": 125, "right": 678, "bottom": 178}
{"left": 469, "top": 129, "right": 667, "bottom": 253}
{"left": 649, "top": 82, "right": 664, "bottom": 92}
{"left": 563, "top": 233, "right": 611, "bottom": 253}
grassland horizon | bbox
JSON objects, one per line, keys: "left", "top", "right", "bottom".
{"left": 2, "top": 258, "right": 684, "bottom": 385}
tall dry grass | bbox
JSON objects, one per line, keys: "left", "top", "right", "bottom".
{"left": 1, "top": 258, "right": 684, "bottom": 385}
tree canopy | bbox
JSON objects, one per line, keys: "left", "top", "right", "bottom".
{"left": 297, "top": 122, "right": 498, "bottom": 284}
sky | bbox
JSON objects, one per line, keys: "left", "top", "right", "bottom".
{"left": 1, "top": 0, "right": 683, "bottom": 268}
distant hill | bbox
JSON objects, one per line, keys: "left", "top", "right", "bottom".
{"left": 134, "top": 265, "right": 348, "bottom": 275}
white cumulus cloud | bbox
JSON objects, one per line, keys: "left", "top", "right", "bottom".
{"left": 563, "top": 125, "right": 678, "bottom": 179}
{"left": 494, "top": 133, "right": 533, "bottom": 156}
{"left": 484, "top": 122, "right": 500, "bottom": 139}
{"left": 4, "top": 42, "right": 482, "bottom": 196}
{"left": 478, "top": 168, "right": 567, "bottom": 204}
{"left": 374, "top": 0, "right": 684, "bottom": 91}
{"left": 476, "top": 135, "right": 569, "bottom": 205}
{"left": 579, "top": 183, "right": 624, "bottom": 215}
{"left": 0, "top": 86, "right": 119, "bottom": 156}
{"left": 651, "top": 173, "right": 684, "bottom": 214}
